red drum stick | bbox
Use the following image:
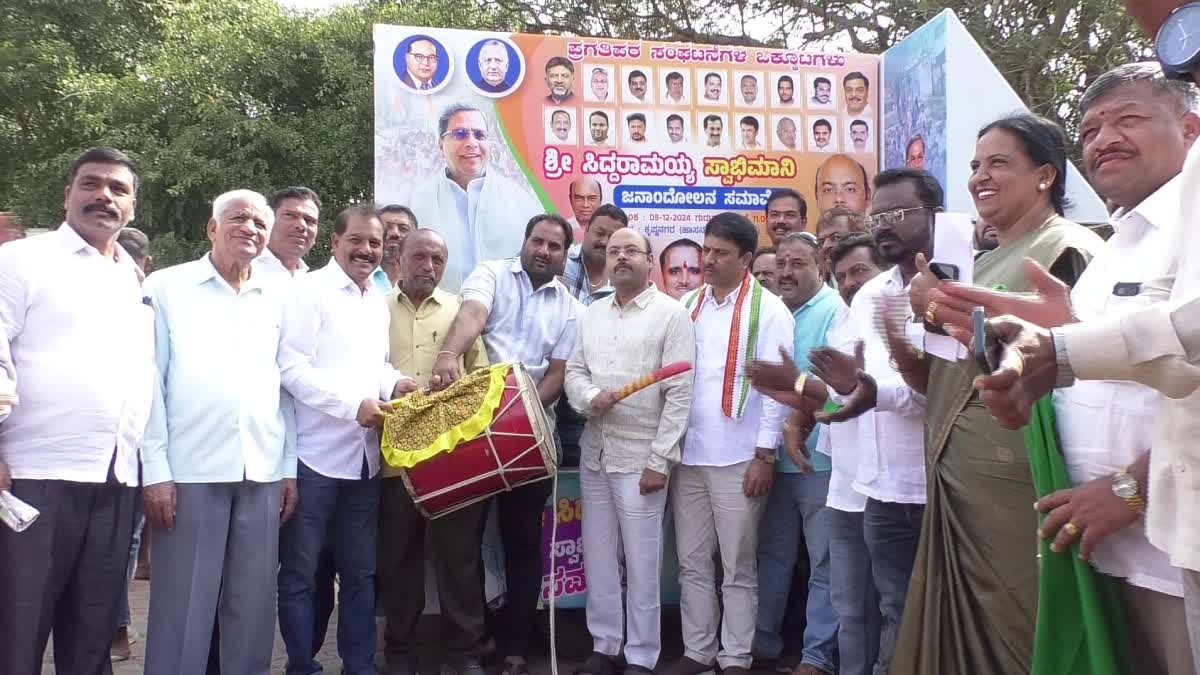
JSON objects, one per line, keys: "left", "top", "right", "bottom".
{"left": 614, "top": 361, "right": 693, "bottom": 401}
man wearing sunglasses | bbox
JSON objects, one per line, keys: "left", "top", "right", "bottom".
{"left": 405, "top": 103, "right": 543, "bottom": 291}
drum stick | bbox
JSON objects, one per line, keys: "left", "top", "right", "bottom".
{"left": 613, "top": 361, "right": 692, "bottom": 401}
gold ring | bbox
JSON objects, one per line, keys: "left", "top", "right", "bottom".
{"left": 1011, "top": 350, "right": 1026, "bottom": 377}
{"left": 925, "top": 301, "right": 940, "bottom": 325}
{"left": 1063, "top": 521, "right": 1080, "bottom": 537}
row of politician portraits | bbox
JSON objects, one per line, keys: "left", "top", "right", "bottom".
{"left": 396, "top": 34, "right": 873, "bottom": 115}
{"left": 542, "top": 108, "right": 873, "bottom": 153}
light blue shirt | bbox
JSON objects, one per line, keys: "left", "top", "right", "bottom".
{"left": 779, "top": 284, "right": 842, "bottom": 474}
{"left": 142, "top": 255, "right": 295, "bottom": 485}
{"left": 371, "top": 267, "right": 393, "bottom": 295}
{"left": 447, "top": 173, "right": 487, "bottom": 278}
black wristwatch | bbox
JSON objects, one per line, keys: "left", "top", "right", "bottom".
{"left": 1157, "top": 2, "right": 1200, "bottom": 81}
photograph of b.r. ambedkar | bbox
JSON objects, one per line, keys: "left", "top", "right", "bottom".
{"left": 406, "top": 103, "right": 543, "bottom": 289}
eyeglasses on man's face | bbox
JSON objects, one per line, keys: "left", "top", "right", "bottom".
{"left": 865, "top": 206, "right": 929, "bottom": 230}
{"left": 442, "top": 128, "right": 488, "bottom": 142}
{"left": 606, "top": 245, "right": 649, "bottom": 258}
{"left": 409, "top": 52, "right": 438, "bottom": 64}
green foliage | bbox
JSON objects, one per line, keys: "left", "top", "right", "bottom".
{"left": 1, "top": 0, "right": 1148, "bottom": 262}
{"left": 0, "top": 0, "right": 507, "bottom": 267}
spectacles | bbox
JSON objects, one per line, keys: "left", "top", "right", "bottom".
{"left": 408, "top": 52, "right": 438, "bottom": 64}
{"left": 606, "top": 245, "right": 649, "bottom": 258}
{"left": 865, "top": 206, "right": 930, "bottom": 229}
{"left": 443, "top": 127, "right": 488, "bottom": 142}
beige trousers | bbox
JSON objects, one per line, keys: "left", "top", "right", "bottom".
{"left": 670, "top": 461, "right": 766, "bottom": 670}
{"left": 1122, "top": 580, "right": 1195, "bottom": 675}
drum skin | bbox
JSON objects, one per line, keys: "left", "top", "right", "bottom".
{"left": 401, "top": 363, "right": 555, "bottom": 518}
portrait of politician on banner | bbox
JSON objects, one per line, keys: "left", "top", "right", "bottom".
{"left": 375, "top": 25, "right": 880, "bottom": 297}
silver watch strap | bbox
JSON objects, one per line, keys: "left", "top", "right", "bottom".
{"left": 1051, "top": 328, "right": 1076, "bottom": 389}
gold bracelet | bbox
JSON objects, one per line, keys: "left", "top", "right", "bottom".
{"left": 437, "top": 350, "right": 457, "bottom": 359}
{"left": 793, "top": 372, "right": 809, "bottom": 396}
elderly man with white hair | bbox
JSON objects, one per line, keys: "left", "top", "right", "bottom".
{"left": 142, "top": 189, "right": 297, "bottom": 675}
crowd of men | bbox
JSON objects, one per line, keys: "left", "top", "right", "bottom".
{"left": 4, "top": 0, "right": 1200, "bottom": 673}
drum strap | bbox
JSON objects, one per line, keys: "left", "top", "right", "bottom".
{"left": 548, "top": 471, "right": 560, "bottom": 675}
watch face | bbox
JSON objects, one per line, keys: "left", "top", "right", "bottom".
{"left": 1113, "top": 474, "right": 1138, "bottom": 498}
{"left": 1158, "top": 4, "right": 1200, "bottom": 69}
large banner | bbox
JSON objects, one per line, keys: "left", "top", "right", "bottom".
{"left": 881, "top": 10, "right": 1107, "bottom": 222}
{"left": 374, "top": 26, "right": 880, "bottom": 292}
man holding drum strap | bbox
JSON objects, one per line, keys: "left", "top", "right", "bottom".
{"left": 379, "top": 228, "right": 490, "bottom": 675}
{"left": 432, "top": 213, "right": 582, "bottom": 675}
{"left": 564, "top": 227, "right": 695, "bottom": 675}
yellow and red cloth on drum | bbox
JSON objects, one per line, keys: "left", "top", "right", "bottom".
{"left": 381, "top": 363, "right": 510, "bottom": 469}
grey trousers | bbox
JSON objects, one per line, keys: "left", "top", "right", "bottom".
{"left": 144, "top": 480, "right": 281, "bottom": 675}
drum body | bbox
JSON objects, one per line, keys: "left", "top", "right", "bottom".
{"left": 401, "top": 363, "right": 556, "bottom": 518}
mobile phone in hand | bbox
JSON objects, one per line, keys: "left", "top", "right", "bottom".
{"left": 929, "top": 262, "right": 960, "bottom": 281}
{"left": 973, "top": 307, "right": 1002, "bottom": 373}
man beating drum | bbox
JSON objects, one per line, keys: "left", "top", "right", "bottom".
{"left": 378, "top": 228, "right": 491, "bottom": 675}
{"left": 432, "top": 213, "right": 583, "bottom": 675}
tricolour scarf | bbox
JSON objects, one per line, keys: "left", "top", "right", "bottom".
{"left": 682, "top": 272, "right": 763, "bottom": 419}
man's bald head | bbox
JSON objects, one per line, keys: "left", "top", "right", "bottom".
{"left": 569, "top": 176, "right": 604, "bottom": 229}
{"left": 815, "top": 154, "right": 870, "bottom": 214}
{"left": 402, "top": 227, "right": 447, "bottom": 255}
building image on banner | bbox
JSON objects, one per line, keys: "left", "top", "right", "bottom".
{"left": 881, "top": 13, "right": 947, "bottom": 190}
{"left": 374, "top": 25, "right": 881, "bottom": 293}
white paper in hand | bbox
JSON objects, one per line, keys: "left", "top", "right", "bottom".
{"left": 927, "top": 212, "right": 975, "bottom": 361}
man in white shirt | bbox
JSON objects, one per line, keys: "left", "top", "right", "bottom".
{"left": 663, "top": 213, "right": 794, "bottom": 675}
{"left": 404, "top": 104, "right": 543, "bottom": 290}
{"left": 432, "top": 214, "right": 581, "bottom": 675}
{"left": 140, "top": 190, "right": 294, "bottom": 674}
{"left": 565, "top": 227, "right": 695, "bottom": 675}
{"left": 818, "top": 170, "right": 934, "bottom": 673}
{"left": 821, "top": 234, "right": 888, "bottom": 675}
{"left": 276, "top": 204, "right": 416, "bottom": 675}
{"left": 257, "top": 186, "right": 321, "bottom": 282}
{"left": 0, "top": 147, "right": 154, "bottom": 674}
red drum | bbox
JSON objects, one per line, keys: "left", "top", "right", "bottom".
{"left": 400, "top": 362, "right": 556, "bottom": 518}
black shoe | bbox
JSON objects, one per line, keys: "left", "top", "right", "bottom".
{"left": 660, "top": 657, "right": 714, "bottom": 675}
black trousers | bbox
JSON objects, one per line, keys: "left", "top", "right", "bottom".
{"left": 378, "top": 477, "right": 489, "bottom": 660}
{"left": 0, "top": 476, "right": 137, "bottom": 675}
{"left": 493, "top": 479, "right": 554, "bottom": 658}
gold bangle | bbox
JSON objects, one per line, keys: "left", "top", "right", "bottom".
{"left": 437, "top": 350, "right": 457, "bottom": 359}
{"left": 793, "top": 372, "right": 809, "bottom": 396}
{"left": 925, "top": 300, "right": 940, "bottom": 326}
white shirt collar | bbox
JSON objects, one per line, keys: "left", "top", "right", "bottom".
{"left": 1111, "top": 173, "right": 1183, "bottom": 234}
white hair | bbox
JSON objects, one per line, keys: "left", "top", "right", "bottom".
{"left": 211, "top": 189, "right": 274, "bottom": 229}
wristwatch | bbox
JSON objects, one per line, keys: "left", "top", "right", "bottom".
{"left": 1050, "top": 328, "right": 1076, "bottom": 389}
{"left": 755, "top": 448, "right": 778, "bottom": 464}
{"left": 1111, "top": 469, "right": 1147, "bottom": 514}
{"left": 1157, "top": 2, "right": 1200, "bottom": 81}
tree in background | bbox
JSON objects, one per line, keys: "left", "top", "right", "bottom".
{"left": 0, "top": 0, "right": 1148, "bottom": 267}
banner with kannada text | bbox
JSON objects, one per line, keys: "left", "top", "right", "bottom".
{"left": 375, "top": 26, "right": 880, "bottom": 294}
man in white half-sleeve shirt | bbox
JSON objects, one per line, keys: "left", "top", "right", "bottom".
{"left": 431, "top": 213, "right": 581, "bottom": 675}
{"left": 664, "top": 213, "right": 794, "bottom": 675}
{"left": 565, "top": 227, "right": 695, "bottom": 675}
{"left": 0, "top": 146, "right": 154, "bottom": 675}
{"left": 276, "top": 204, "right": 416, "bottom": 675}
{"left": 141, "top": 190, "right": 295, "bottom": 675}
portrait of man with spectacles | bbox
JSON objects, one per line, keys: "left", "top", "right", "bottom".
{"left": 400, "top": 35, "right": 446, "bottom": 92}
{"left": 404, "top": 103, "right": 543, "bottom": 290}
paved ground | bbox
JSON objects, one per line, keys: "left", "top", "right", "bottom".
{"left": 43, "top": 579, "right": 710, "bottom": 674}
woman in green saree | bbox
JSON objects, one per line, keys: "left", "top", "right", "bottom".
{"left": 888, "top": 113, "right": 1105, "bottom": 674}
